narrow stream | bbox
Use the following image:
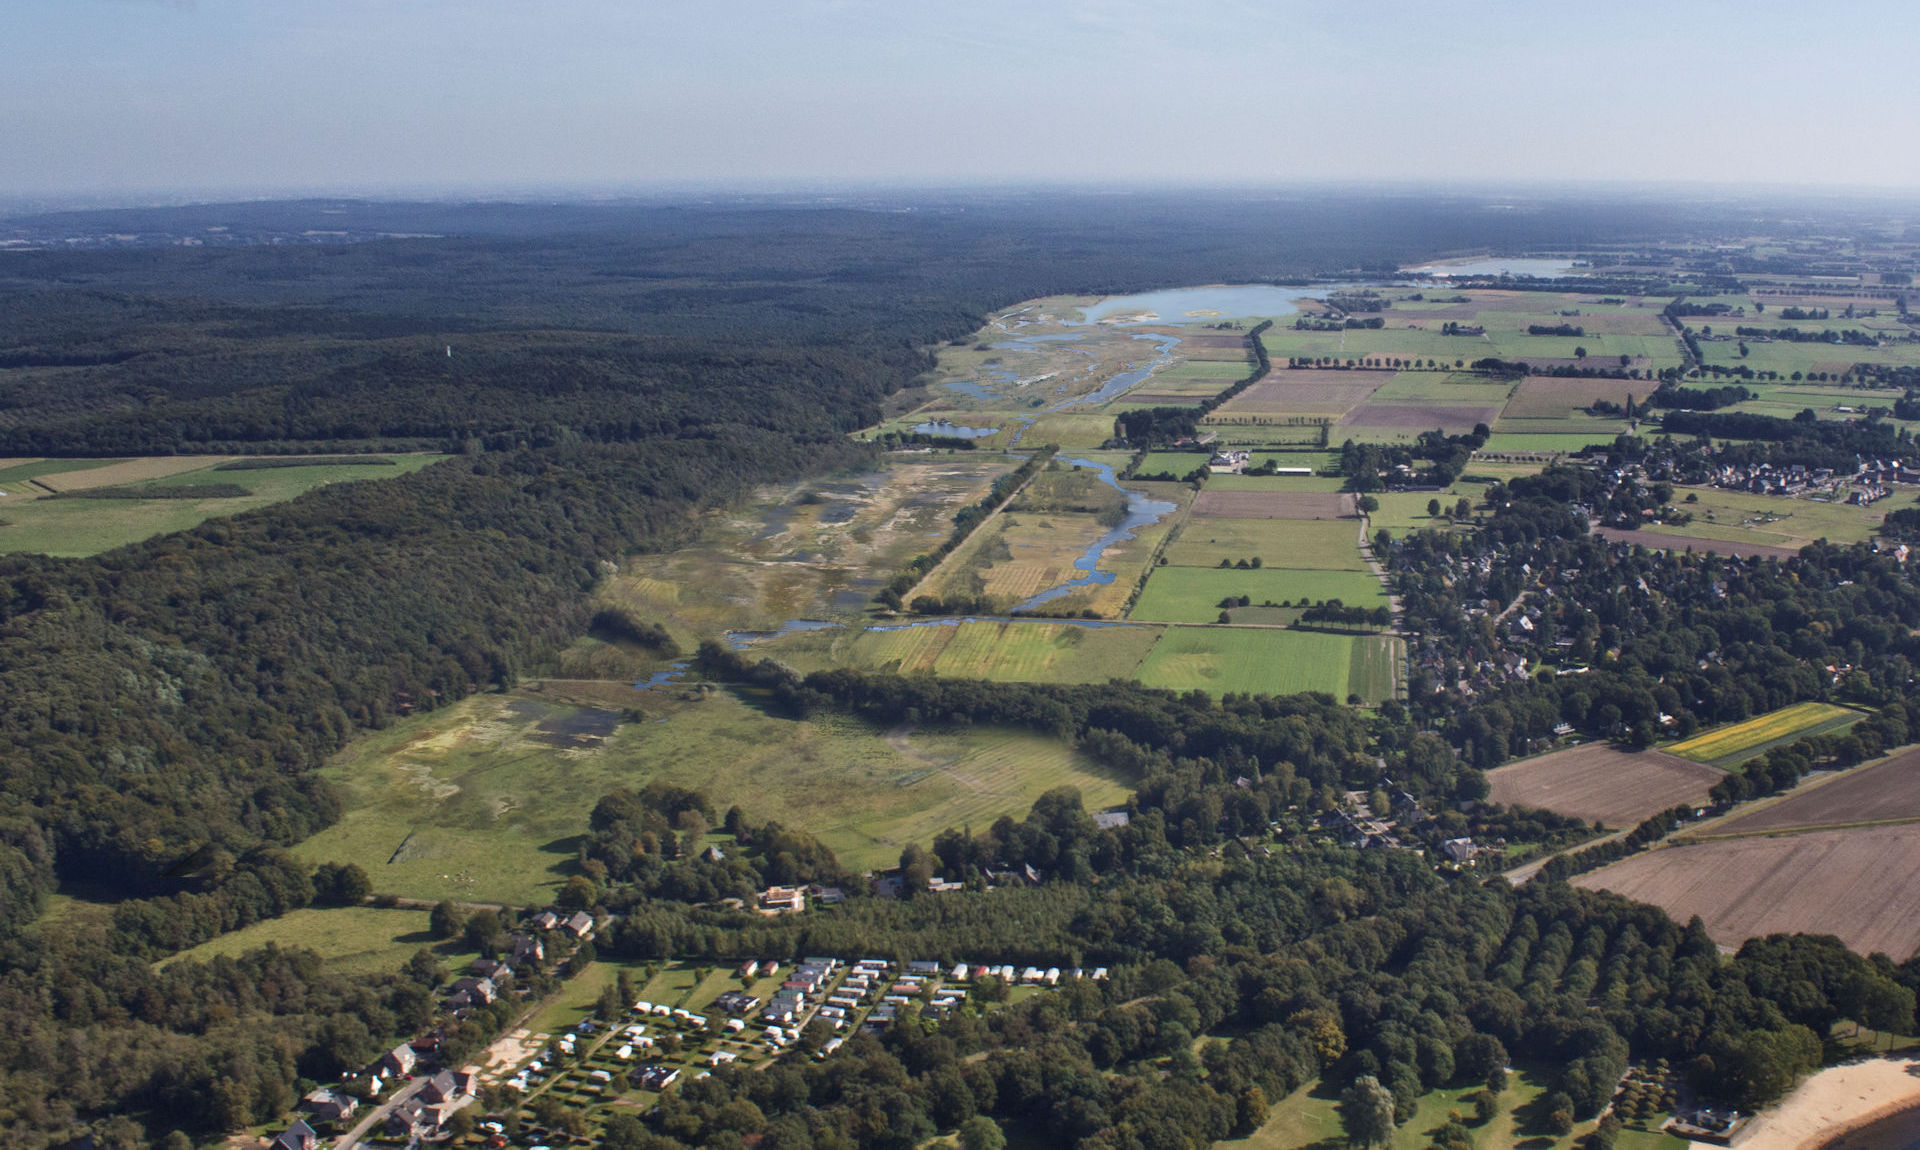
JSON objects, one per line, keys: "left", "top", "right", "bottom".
{"left": 1013, "top": 457, "right": 1177, "bottom": 612}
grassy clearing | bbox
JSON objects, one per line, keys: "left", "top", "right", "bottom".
{"left": 160, "top": 905, "right": 472, "bottom": 976}
{"left": 1131, "top": 566, "right": 1386, "bottom": 624}
{"left": 295, "top": 684, "right": 1124, "bottom": 892}
{"left": 1135, "top": 627, "right": 1371, "bottom": 700}
{"left": 1642, "top": 486, "right": 1882, "bottom": 549}
{"left": 1665, "top": 702, "right": 1865, "bottom": 768}
{"left": 1163, "top": 518, "right": 1364, "bottom": 570}
{"left": 0, "top": 454, "right": 445, "bottom": 556}
{"left": 1364, "top": 491, "right": 1483, "bottom": 536}
{"left": 1224, "top": 1065, "right": 1632, "bottom": 1150}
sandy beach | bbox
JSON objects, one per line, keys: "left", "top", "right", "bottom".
{"left": 1709, "top": 1057, "right": 1920, "bottom": 1150}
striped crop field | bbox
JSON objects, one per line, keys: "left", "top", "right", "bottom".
{"left": 1665, "top": 702, "right": 1864, "bottom": 768}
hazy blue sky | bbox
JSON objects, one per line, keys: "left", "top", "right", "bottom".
{"left": 5, "top": 0, "right": 1918, "bottom": 198}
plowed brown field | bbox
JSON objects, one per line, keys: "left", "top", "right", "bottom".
{"left": 1575, "top": 824, "right": 1920, "bottom": 959}
{"left": 1488, "top": 744, "right": 1724, "bottom": 827}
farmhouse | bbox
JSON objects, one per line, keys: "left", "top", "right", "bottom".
{"left": 563, "top": 910, "right": 595, "bottom": 938}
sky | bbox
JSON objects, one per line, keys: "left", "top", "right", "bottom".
{"left": 5, "top": 0, "right": 1920, "bottom": 201}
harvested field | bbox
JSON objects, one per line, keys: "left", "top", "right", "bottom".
{"left": 1594, "top": 526, "right": 1799, "bottom": 560}
{"left": 1502, "top": 375, "right": 1649, "bottom": 419}
{"left": 1192, "top": 490, "right": 1355, "bottom": 519}
{"left": 31, "top": 455, "right": 237, "bottom": 491}
{"left": 1181, "top": 334, "right": 1253, "bottom": 349}
{"left": 1665, "top": 701, "right": 1863, "bottom": 768}
{"left": 1487, "top": 744, "right": 1724, "bottom": 828}
{"left": 1574, "top": 824, "right": 1920, "bottom": 959}
{"left": 1706, "top": 746, "right": 1920, "bottom": 835}
{"left": 1213, "top": 371, "right": 1386, "bottom": 417}
{"left": 1337, "top": 403, "right": 1504, "bottom": 434}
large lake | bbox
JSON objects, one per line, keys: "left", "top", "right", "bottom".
{"left": 1405, "top": 257, "right": 1579, "bottom": 278}
{"left": 1080, "top": 284, "right": 1318, "bottom": 324}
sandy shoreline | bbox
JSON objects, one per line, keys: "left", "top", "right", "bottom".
{"left": 1701, "top": 1057, "right": 1920, "bottom": 1150}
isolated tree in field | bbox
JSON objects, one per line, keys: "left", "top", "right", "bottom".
{"left": 1341, "top": 1075, "right": 1398, "bottom": 1148}
{"left": 1456, "top": 497, "right": 1472, "bottom": 519}
{"left": 1428, "top": 498, "right": 1442, "bottom": 517}
{"left": 1357, "top": 495, "right": 1379, "bottom": 514}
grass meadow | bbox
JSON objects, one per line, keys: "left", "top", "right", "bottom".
{"left": 0, "top": 454, "right": 445, "bottom": 556}
{"left": 294, "top": 684, "right": 1126, "bottom": 893}
{"left": 1134, "top": 626, "right": 1385, "bottom": 701}
{"left": 160, "top": 905, "right": 472, "bottom": 977}
{"left": 1162, "top": 518, "right": 1365, "bottom": 570}
{"left": 1130, "top": 565, "right": 1386, "bottom": 624}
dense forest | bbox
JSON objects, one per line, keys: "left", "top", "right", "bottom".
{"left": 0, "top": 194, "right": 1913, "bottom": 1146}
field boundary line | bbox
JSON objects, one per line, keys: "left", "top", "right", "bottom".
{"left": 1680, "top": 813, "right": 1920, "bottom": 843}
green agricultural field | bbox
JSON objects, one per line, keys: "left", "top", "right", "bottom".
{"left": 1362, "top": 371, "right": 1518, "bottom": 408}
{"left": 0, "top": 454, "right": 445, "bottom": 556}
{"left": 1478, "top": 431, "right": 1634, "bottom": 454}
{"left": 294, "top": 684, "right": 1127, "bottom": 894}
{"left": 160, "top": 905, "right": 473, "bottom": 977}
{"left": 1158, "top": 359, "right": 1255, "bottom": 381}
{"left": 1137, "top": 452, "right": 1213, "bottom": 476}
{"left": 1698, "top": 336, "right": 1920, "bottom": 376}
{"left": 930, "top": 620, "right": 1162, "bottom": 682}
{"left": 1130, "top": 565, "right": 1386, "bottom": 624}
{"left": 1349, "top": 632, "right": 1403, "bottom": 703}
{"left": 1163, "top": 518, "right": 1365, "bottom": 570}
{"left": 1135, "top": 626, "right": 1381, "bottom": 701}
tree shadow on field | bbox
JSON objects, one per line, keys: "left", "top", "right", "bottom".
{"left": 539, "top": 835, "right": 585, "bottom": 871}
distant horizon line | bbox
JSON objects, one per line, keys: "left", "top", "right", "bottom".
{"left": 8, "top": 177, "right": 1920, "bottom": 218}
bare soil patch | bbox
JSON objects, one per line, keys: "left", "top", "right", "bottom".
{"left": 1595, "top": 526, "right": 1799, "bottom": 560}
{"left": 1503, "top": 375, "right": 1647, "bottom": 419}
{"left": 1338, "top": 403, "right": 1504, "bottom": 433}
{"left": 1192, "top": 490, "right": 1355, "bottom": 520}
{"left": 1216, "top": 371, "right": 1387, "bottom": 416}
{"left": 1488, "top": 744, "right": 1723, "bottom": 827}
{"left": 1574, "top": 823, "right": 1920, "bottom": 959}
{"left": 1709, "top": 747, "right": 1920, "bottom": 835}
